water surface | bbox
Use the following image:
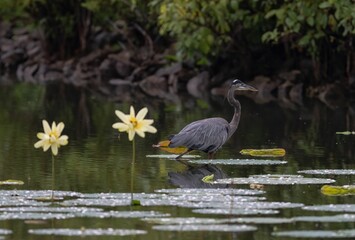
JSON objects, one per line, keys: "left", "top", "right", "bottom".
{"left": 0, "top": 83, "right": 354, "bottom": 239}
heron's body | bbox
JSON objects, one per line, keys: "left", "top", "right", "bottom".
{"left": 166, "top": 79, "right": 257, "bottom": 159}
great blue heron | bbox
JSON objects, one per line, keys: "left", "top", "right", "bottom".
{"left": 166, "top": 79, "right": 257, "bottom": 159}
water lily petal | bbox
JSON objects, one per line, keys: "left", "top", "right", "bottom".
{"left": 57, "top": 122, "right": 65, "bottom": 135}
{"left": 115, "top": 110, "right": 130, "bottom": 124}
{"left": 136, "top": 108, "right": 148, "bottom": 121}
{"left": 135, "top": 129, "right": 146, "bottom": 138}
{"left": 58, "top": 136, "right": 69, "bottom": 146}
{"left": 42, "top": 120, "right": 51, "bottom": 135}
{"left": 144, "top": 125, "right": 157, "bottom": 133}
{"left": 112, "top": 122, "right": 130, "bottom": 132}
{"left": 141, "top": 119, "right": 154, "bottom": 125}
{"left": 43, "top": 142, "right": 51, "bottom": 152}
{"left": 34, "top": 140, "right": 44, "bottom": 148}
{"left": 36, "top": 132, "right": 47, "bottom": 140}
{"left": 130, "top": 106, "right": 136, "bottom": 119}
{"left": 51, "top": 144, "right": 58, "bottom": 156}
{"left": 128, "top": 129, "right": 135, "bottom": 141}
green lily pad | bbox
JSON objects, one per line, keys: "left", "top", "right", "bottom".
{"left": 302, "top": 204, "right": 355, "bottom": 213}
{"left": 272, "top": 229, "right": 355, "bottom": 238}
{"left": 188, "top": 159, "right": 287, "bottom": 165}
{"left": 298, "top": 169, "right": 355, "bottom": 175}
{"left": 28, "top": 228, "right": 147, "bottom": 236}
{"left": 336, "top": 131, "right": 355, "bottom": 135}
{"left": 213, "top": 174, "right": 335, "bottom": 185}
{"left": 321, "top": 185, "right": 355, "bottom": 196}
{"left": 0, "top": 179, "right": 24, "bottom": 185}
{"left": 293, "top": 214, "right": 355, "bottom": 222}
{"left": 240, "top": 148, "right": 286, "bottom": 157}
{"left": 152, "top": 224, "right": 257, "bottom": 232}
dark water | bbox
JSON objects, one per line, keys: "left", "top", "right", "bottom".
{"left": 0, "top": 83, "right": 354, "bottom": 239}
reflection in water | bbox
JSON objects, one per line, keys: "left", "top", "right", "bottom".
{"left": 0, "top": 82, "right": 355, "bottom": 240}
{"left": 168, "top": 163, "right": 228, "bottom": 189}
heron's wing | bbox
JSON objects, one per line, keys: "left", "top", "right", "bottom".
{"left": 169, "top": 118, "right": 229, "bottom": 153}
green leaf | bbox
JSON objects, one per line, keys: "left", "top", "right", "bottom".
{"left": 0, "top": 179, "right": 24, "bottom": 185}
{"left": 321, "top": 185, "right": 355, "bottom": 196}
{"left": 240, "top": 148, "right": 286, "bottom": 157}
{"left": 201, "top": 174, "right": 214, "bottom": 183}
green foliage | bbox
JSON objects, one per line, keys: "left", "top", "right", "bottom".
{"left": 262, "top": 0, "right": 355, "bottom": 58}
{"left": 151, "top": 0, "right": 247, "bottom": 64}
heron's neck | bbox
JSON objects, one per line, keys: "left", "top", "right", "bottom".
{"left": 227, "top": 88, "right": 241, "bottom": 138}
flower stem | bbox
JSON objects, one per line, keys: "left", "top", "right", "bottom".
{"left": 130, "top": 138, "right": 136, "bottom": 204}
{"left": 51, "top": 154, "right": 55, "bottom": 201}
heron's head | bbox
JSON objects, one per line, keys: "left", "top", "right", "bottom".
{"left": 231, "top": 79, "right": 258, "bottom": 92}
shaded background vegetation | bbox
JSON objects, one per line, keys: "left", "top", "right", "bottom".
{"left": 0, "top": 0, "right": 354, "bottom": 85}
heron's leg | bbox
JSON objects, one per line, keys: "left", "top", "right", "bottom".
{"left": 208, "top": 152, "right": 215, "bottom": 159}
{"left": 175, "top": 149, "right": 192, "bottom": 159}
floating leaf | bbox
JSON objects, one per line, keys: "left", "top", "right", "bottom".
{"left": 155, "top": 188, "right": 265, "bottom": 196}
{"left": 0, "top": 229, "right": 12, "bottom": 235}
{"left": 0, "top": 212, "right": 76, "bottom": 220}
{"left": 146, "top": 154, "right": 200, "bottom": 159}
{"left": 152, "top": 224, "right": 257, "bottom": 232}
{"left": 213, "top": 174, "right": 335, "bottom": 185}
{"left": 303, "top": 204, "right": 355, "bottom": 213}
{"left": 272, "top": 229, "right": 355, "bottom": 238}
{"left": 143, "top": 217, "right": 230, "bottom": 225}
{"left": 152, "top": 140, "right": 189, "bottom": 154}
{"left": 201, "top": 174, "right": 214, "bottom": 183}
{"left": 193, "top": 208, "right": 279, "bottom": 215}
{"left": 233, "top": 217, "right": 293, "bottom": 224}
{"left": 0, "top": 179, "right": 24, "bottom": 185}
{"left": 336, "top": 131, "right": 355, "bottom": 135}
{"left": 240, "top": 148, "right": 286, "bottom": 157}
{"left": 298, "top": 169, "right": 355, "bottom": 175}
{"left": 321, "top": 185, "right": 355, "bottom": 196}
{"left": 293, "top": 214, "right": 355, "bottom": 222}
{"left": 188, "top": 159, "right": 287, "bottom": 165}
{"left": 28, "top": 228, "right": 147, "bottom": 236}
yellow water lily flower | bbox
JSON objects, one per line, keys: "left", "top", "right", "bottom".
{"left": 112, "top": 106, "right": 157, "bottom": 141}
{"left": 34, "top": 120, "right": 69, "bottom": 156}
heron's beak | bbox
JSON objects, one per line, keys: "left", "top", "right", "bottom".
{"left": 239, "top": 83, "right": 258, "bottom": 92}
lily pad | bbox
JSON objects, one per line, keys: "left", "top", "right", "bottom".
{"left": 0, "top": 212, "right": 76, "bottom": 220}
{"left": 142, "top": 217, "right": 231, "bottom": 225}
{"left": 298, "top": 169, "right": 355, "bottom": 175}
{"left": 233, "top": 217, "right": 293, "bottom": 224}
{"left": 293, "top": 214, "right": 355, "bottom": 222}
{"left": 240, "top": 148, "right": 286, "bottom": 157}
{"left": 272, "top": 229, "right": 355, "bottom": 238}
{"left": 0, "top": 179, "right": 24, "bottom": 185}
{"left": 213, "top": 174, "right": 336, "bottom": 185}
{"left": 155, "top": 188, "right": 265, "bottom": 196}
{"left": 0, "top": 229, "right": 12, "bottom": 235}
{"left": 321, "top": 185, "right": 355, "bottom": 196}
{"left": 336, "top": 131, "right": 355, "bottom": 135}
{"left": 0, "top": 206, "right": 104, "bottom": 213}
{"left": 28, "top": 228, "right": 147, "bottom": 236}
{"left": 146, "top": 154, "right": 200, "bottom": 159}
{"left": 188, "top": 159, "right": 287, "bottom": 165}
{"left": 152, "top": 224, "right": 257, "bottom": 232}
{"left": 193, "top": 208, "right": 279, "bottom": 215}
{"left": 60, "top": 198, "right": 131, "bottom": 207}
{"left": 302, "top": 204, "right": 355, "bottom": 213}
